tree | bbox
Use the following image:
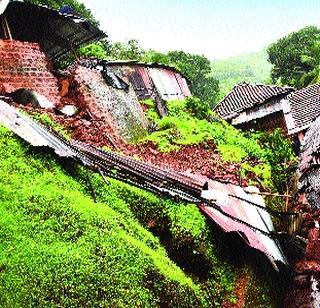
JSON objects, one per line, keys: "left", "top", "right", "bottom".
{"left": 105, "top": 39, "right": 145, "bottom": 61}
{"left": 299, "top": 41, "right": 320, "bottom": 86}
{"left": 167, "top": 51, "right": 219, "bottom": 107}
{"left": 267, "top": 26, "right": 320, "bottom": 87}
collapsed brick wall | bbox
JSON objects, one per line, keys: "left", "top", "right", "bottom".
{"left": 0, "top": 40, "right": 60, "bottom": 105}
{"left": 69, "top": 65, "right": 148, "bottom": 142}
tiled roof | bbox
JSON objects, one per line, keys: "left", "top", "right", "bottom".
{"left": 299, "top": 115, "right": 320, "bottom": 208}
{"left": 214, "top": 83, "right": 294, "bottom": 120}
{"left": 287, "top": 84, "right": 320, "bottom": 134}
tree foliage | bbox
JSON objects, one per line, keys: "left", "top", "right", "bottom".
{"left": 166, "top": 51, "right": 219, "bottom": 107}
{"left": 267, "top": 26, "right": 320, "bottom": 87}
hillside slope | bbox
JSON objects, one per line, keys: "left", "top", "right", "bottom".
{"left": 212, "top": 49, "right": 272, "bottom": 100}
{"left": 0, "top": 125, "right": 278, "bottom": 307}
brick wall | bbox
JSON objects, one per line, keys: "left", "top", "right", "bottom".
{"left": 0, "top": 40, "right": 60, "bottom": 105}
{"left": 70, "top": 65, "right": 148, "bottom": 142}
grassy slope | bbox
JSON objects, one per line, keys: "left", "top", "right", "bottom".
{"left": 212, "top": 48, "right": 272, "bottom": 100}
{"left": 0, "top": 126, "right": 230, "bottom": 307}
{"left": 0, "top": 124, "right": 277, "bottom": 307}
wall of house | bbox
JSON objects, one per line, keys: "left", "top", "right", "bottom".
{"left": 236, "top": 111, "right": 288, "bottom": 134}
{"left": 0, "top": 40, "right": 60, "bottom": 105}
{"left": 70, "top": 65, "right": 148, "bottom": 142}
{"left": 110, "top": 64, "right": 154, "bottom": 100}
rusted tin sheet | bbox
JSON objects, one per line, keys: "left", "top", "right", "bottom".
{"left": 198, "top": 179, "right": 287, "bottom": 268}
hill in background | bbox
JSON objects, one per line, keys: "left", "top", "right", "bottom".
{"left": 212, "top": 48, "right": 272, "bottom": 101}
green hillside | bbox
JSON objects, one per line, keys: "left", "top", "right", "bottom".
{"left": 0, "top": 123, "right": 279, "bottom": 307}
{"left": 212, "top": 49, "right": 272, "bottom": 101}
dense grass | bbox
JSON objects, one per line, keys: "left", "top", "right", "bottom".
{"left": 0, "top": 126, "right": 242, "bottom": 307}
{"left": 0, "top": 123, "right": 281, "bottom": 307}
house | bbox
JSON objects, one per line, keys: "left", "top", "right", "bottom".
{"left": 299, "top": 114, "right": 320, "bottom": 208}
{"left": 215, "top": 83, "right": 320, "bottom": 144}
{"left": 106, "top": 60, "right": 191, "bottom": 101}
{"left": 106, "top": 60, "right": 191, "bottom": 117}
{"left": 214, "top": 83, "right": 294, "bottom": 133}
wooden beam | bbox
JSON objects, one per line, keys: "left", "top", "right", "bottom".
{"left": 1, "top": 15, "right": 12, "bottom": 40}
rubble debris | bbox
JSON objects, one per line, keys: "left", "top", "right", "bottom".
{"left": 8, "top": 88, "right": 54, "bottom": 109}
{"left": 59, "top": 104, "right": 77, "bottom": 116}
{"left": 0, "top": 99, "right": 287, "bottom": 268}
{"left": 284, "top": 227, "right": 320, "bottom": 307}
{"left": 59, "top": 62, "right": 149, "bottom": 142}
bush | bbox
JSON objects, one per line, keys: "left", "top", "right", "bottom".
{"left": 185, "top": 96, "right": 212, "bottom": 120}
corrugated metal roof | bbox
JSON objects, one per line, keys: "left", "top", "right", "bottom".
{"left": 287, "top": 84, "right": 320, "bottom": 134}
{"left": 214, "top": 83, "right": 294, "bottom": 120}
{"left": 106, "top": 60, "right": 187, "bottom": 78}
{"left": 1, "top": 2, "right": 106, "bottom": 61}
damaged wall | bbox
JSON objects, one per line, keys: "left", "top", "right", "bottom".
{"left": 69, "top": 64, "right": 148, "bottom": 142}
{"left": 0, "top": 40, "right": 60, "bottom": 105}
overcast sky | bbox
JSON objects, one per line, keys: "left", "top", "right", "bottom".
{"left": 79, "top": 0, "right": 320, "bottom": 60}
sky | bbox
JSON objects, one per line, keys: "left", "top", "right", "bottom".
{"left": 79, "top": 0, "right": 320, "bottom": 60}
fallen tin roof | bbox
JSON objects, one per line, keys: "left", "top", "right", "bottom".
{"left": 286, "top": 84, "right": 320, "bottom": 134}
{"left": 214, "top": 83, "right": 294, "bottom": 120}
{"left": 0, "top": 99, "right": 287, "bottom": 268}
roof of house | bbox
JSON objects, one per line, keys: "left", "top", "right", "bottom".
{"left": 214, "top": 83, "right": 294, "bottom": 120}
{"left": 106, "top": 60, "right": 186, "bottom": 77}
{"left": 299, "top": 114, "right": 320, "bottom": 207}
{"left": 287, "top": 84, "right": 320, "bottom": 134}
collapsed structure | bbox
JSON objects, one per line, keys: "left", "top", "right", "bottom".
{"left": 0, "top": 0, "right": 289, "bottom": 273}
{"left": 0, "top": 40, "right": 60, "bottom": 105}
{"left": 59, "top": 59, "right": 149, "bottom": 142}
{"left": 106, "top": 60, "right": 191, "bottom": 117}
{"left": 0, "top": 98, "right": 287, "bottom": 269}
{"left": 215, "top": 83, "right": 320, "bottom": 143}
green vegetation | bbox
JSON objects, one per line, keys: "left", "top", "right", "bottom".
{"left": 267, "top": 25, "right": 320, "bottom": 88}
{"left": 143, "top": 98, "right": 296, "bottom": 196}
{"left": 0, "top": 126, "right": 244, "bottom": 307}
{"left": 251, "top": 129, "right": 297, "bottom": 194}
{"left": 143, "top": 98, "right": 267, "bottom": 161}
{"left": 212, "top": 49, "right": 272, "bottom": 100}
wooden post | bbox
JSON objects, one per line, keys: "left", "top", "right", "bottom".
{"left": 1, "top": 15, "right": 12, "bottom": 40}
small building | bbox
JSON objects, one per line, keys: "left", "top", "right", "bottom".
{"left": 106, "top": 60, "right": 191, "bottom": 101}
{"left": 105, "top": 60, "right": 191, "bottom": 117}
{"left": 299, "top": 114, "right": 320, "bottom": 208}
{"left": 214, "top": 83, "right": 294, "bottom": 133}
{"left": 215, "top": 83, "right": 320, "bottom": 144}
